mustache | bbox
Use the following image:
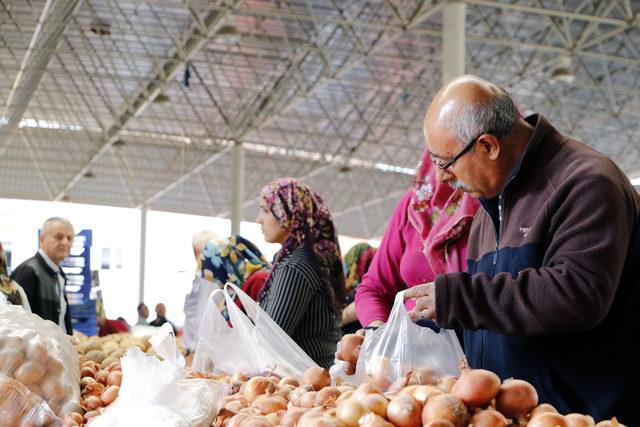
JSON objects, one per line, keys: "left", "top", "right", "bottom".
{"left": 450, "top": 180, "right": 471, "bottom": 191}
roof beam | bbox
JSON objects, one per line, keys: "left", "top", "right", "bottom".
{"left": 149, "top": 1, "right": 441, "bottom": 211}
{"left": 53, "top": 0, "right": 243, "bottom": 201}
{"left": 0, "top": 0, "right": 83, "bottom": 156}
{"left": 466, "top": 0, "right": 635, "bottom": 26}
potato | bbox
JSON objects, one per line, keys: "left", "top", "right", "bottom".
{"left": 85, "top": 350, "right": 107, "bottom": 363}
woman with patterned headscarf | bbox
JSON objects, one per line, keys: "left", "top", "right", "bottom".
{"left": 183, "top": 235, "right": 270, "bottom": 353}
{"left": 341, "top": 242, "right": 377, "bottom": 333}
{"left": 257, "top": 178, "right": 346, "bottom": 368}
{"left": 0, "top": 243, "right": 31, "bottom": 311}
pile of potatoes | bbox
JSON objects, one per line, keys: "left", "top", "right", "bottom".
{"left": 72, "top": 333, "right": 163, "bottom": 369}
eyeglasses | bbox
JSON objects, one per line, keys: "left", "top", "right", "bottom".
{"left": 431, "top": 132, "right": 486, "bottom": 171}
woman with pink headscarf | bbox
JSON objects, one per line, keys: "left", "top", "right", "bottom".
{"left": 354, "top": 148, "right": 480, "bottom": 328}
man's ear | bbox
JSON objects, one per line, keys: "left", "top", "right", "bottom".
{"left": 479, "top": 134, "right": 500, "bottom": 161}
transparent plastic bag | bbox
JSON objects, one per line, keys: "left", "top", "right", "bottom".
{"left": 0, "top": 373, "right": 64, "bottom": 427}
{"left": 91, "top": 323, "right": 224, "bottom": 427}
{"left": 193, "top": 282, "right": 318, "bottom": 378}
{"left": 0, "top": 301, "right": 80, "bottom": 418}
{"left": 334, "top": 290, "right": 464, "bottom": 392}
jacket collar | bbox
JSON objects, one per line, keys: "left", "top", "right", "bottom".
{"left": 34, "top": 252, "right": 65, "bottom": 278}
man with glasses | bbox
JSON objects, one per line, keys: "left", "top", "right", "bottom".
{"left": 405, "top": 75, "right": 640, "bottom": 424}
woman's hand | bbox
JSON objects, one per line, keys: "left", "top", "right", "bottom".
{"left": 404, "top": 282, "right": 436, "bottom": 321}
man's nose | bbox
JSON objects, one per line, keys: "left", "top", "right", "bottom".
{"left": 436, "top": 166, "right": 454, "bottom": 183}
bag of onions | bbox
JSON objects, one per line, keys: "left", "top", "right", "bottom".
{"left": 0, "top": 298, "right": 80, "bottom": 419}
{"left": 90, "top": 323, "right": 224, "bottom": 427}
{"left": 192, "top": 283, "right": 318, "bottom": 378}
{"left": 340, "top": 291, "right": 465, "bottom": 392}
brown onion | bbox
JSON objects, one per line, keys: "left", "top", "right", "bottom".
{"left": 306, "top": 416, "right": 344, "bottom": 427}
{"left": 278, "top": 377, "right": 300, "bottom": 387}
{"left": 387, "top": 394, "right": 422, "bottom": 427}
{"left": 243, "top": 376, "right": 277, "bottom": 403}
{"left": 566, "top": 414, "right": 595, "bottom": 427}
{"left": 595, "top": 418, "right": 626, "bottom": 427}
{"left": 300, "top": 391, "right": 318, "bottom": 408}
{"left": 528, "top": 413, "right": 568, "bottom": 427}
{"left": 80, "top": 366, "right": 96, "bottom": 378}
{"left": 94, "top": 369, "right": 109, "bottom": 385}
{"left": 232, "top": 371, "right": 249, "bottom": 382}
{"left": 421, "top": 393, "right": 468, "bottom": 427}
{"left": 352, "top": 383, "right": 382, "bottom": 402}
{"left": 301, "top": 367, "right": 331, "bottom": 391}
{"left": 410, "top": 367, "right": 439, "bottom": 385}
{"left": 289, "top": 385, "right": 312, "bottom": 406}
{"left": 494, "top": 379, "right": 538, "bottom": 418}
{"left": 100, "top": 385, "right": 119, "bottom": 405}
{"left": 360, "top": 393, "right": 388, "bottom": 418}
{"left": 280, "top": 408, "right": 307, "bottom": 426}
{"left": 529, "top": 404, "right": 559, "bottom": 419}
{"left": 336, "top": 389, "right": 354, "bottom": 404}
{"left": 107, "top": 370, "right": 122, "bottom": 386}
{"left": 264, "top": 410, "right": 286, "bottom": 426}
{"left": 251, "top": 395, "right": 288, "bottom": 415}
{"left": 225, "top": 399, "right": 247, "bottom": 413}
{"left": 338, "top": 334, "right": 364, "bottom": 364}
{"left": 336, "top": 398, "right": 368, "bottom": 427}
{"left": 451, "top": 368, "right": 501, "bottom": 407}
{"left": 423, "top": 420, "right": 456, "bottom": 427}
{"left": 468, "top": 408, "right": 510, "bottom": 427}
{"left": 314, "top": 386, "right": 341, "bottom": 407}
{"left": 437, "top": 376, "right": 458, "bottom": 393}
{"left": 275, "top": 384, "right": 295, "bottom": 400}
{"left": 359, "top": 413, "right": 394, "bottom": 427}
{"left": 299, "top": 409, "right": 326, "bottom": 424}
{"left": 413, "top": 385, "right": 444, "bottom": 405}
{"left": 81, "top": 395, "right": 104, "bottom": 411}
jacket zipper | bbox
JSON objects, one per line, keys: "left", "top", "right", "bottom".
{"left": 492, "top": 194, "right": 502, "bottom": 267}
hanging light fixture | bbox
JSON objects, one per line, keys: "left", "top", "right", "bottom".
{"left": 550, "top": 56, "right": 575, "bottom": 84}
{"left": 217, "top": 16, "right": 241, "bottom": 44}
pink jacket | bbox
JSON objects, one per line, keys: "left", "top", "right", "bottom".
{"left": 355, "top": 191, "right": 474, "bottom": 326}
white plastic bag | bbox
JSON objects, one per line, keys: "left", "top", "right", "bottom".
{"left": 334, "top": 290, "right": 464, "bottom": 391}
{"left": 193, "top": 282, "right": 318, "bottom": 378}
{"left": 91, "top": 323, "right": 224, "bottom": 427}
{"left": 0, "top": 300, "right": 80, "bottom": 419}
{"left": 0, "top": 373, "right": 64, "bottom": 427}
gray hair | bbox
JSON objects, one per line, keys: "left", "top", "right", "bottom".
{"left": 444, "top": 89, "right": 519, "bottom": 147}
{"left": 191, "top": 230, "right": 219, "bottom": 251}
{"left": 41, "top": 217, "right": 74, "bottom": 235}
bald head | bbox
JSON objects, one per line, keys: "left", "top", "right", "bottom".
{"left": 155, "top": 303, "right": 166, "bottom": 317}
{"left": 424, "top": 75, "right": 519, "bottom": 147}
{"left": 422, "top": 75, "right": 530, "bottom": 200}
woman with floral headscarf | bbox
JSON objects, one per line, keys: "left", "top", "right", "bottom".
{"left": 257, "top": 178, "right": 346, "bottom": 368}
{"left": 353, "top": 148, "right": 480, "bottom": 329}
{"left": 183, "top": 234, "right": 270, "bottom": 353}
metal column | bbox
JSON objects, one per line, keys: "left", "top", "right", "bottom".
{"left": 231, "top": 141, "right": 245, "bottom": 235}
{"left": 442, "top": 1, "right": 466, "bottom": 84}
{"left": 138, "top": 204, "right": 147, "bottom": 304}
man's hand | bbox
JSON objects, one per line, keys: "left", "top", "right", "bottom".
{"left": 404, "top": 282, "right": 436, "bottom": 321}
